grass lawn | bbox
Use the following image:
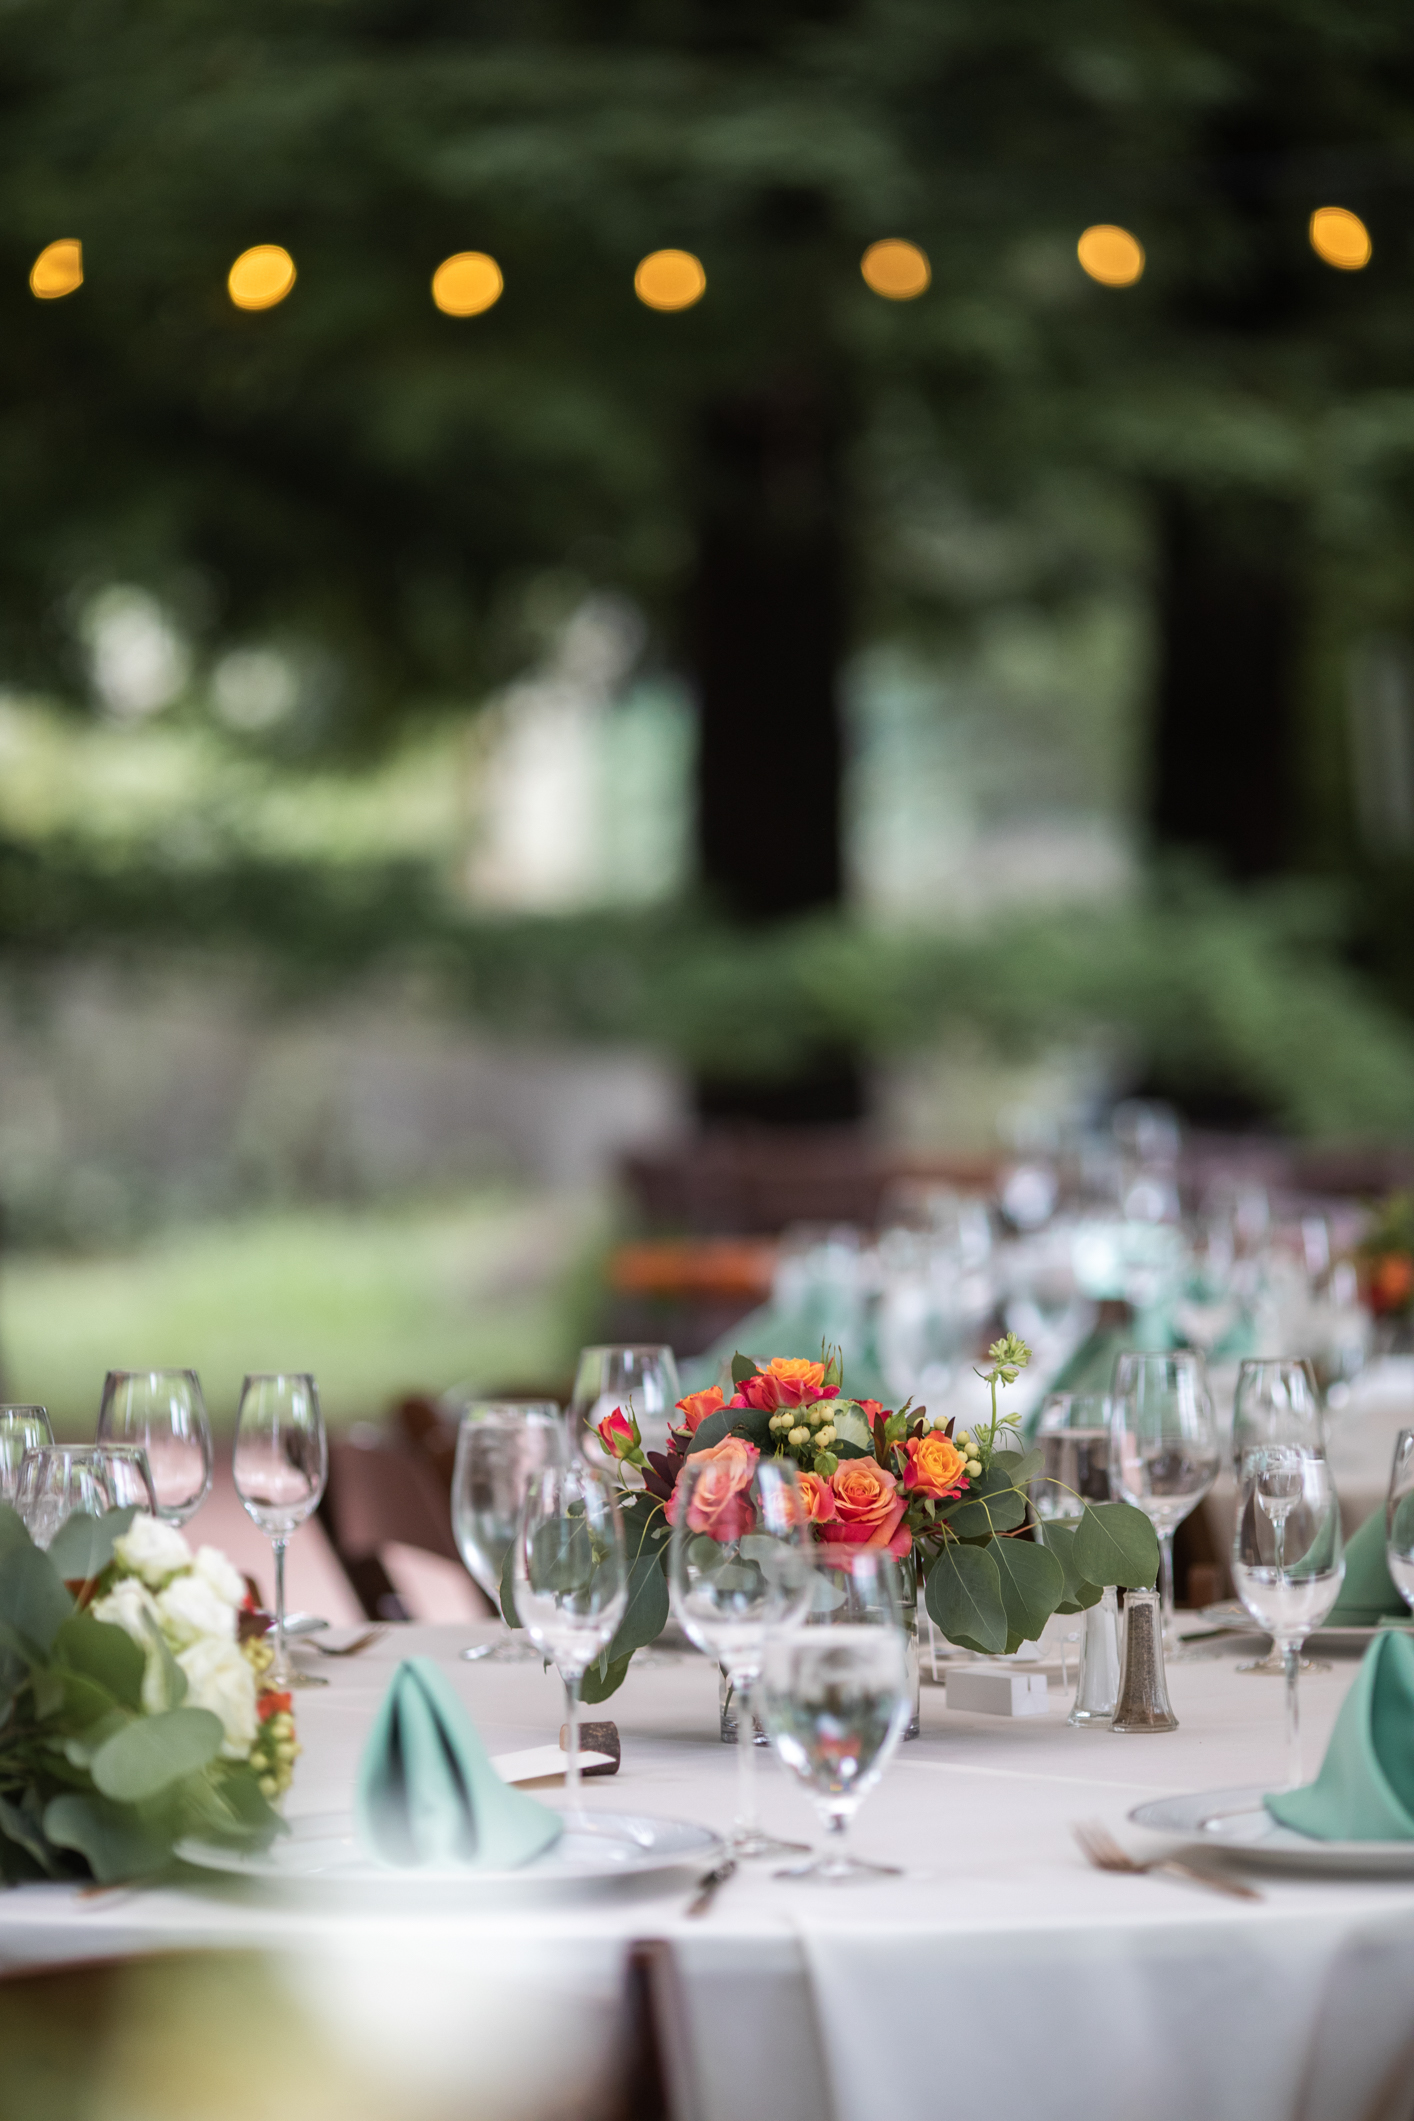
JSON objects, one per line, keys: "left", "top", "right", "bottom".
{"left": 0, "top": 1187, "right": 604, "bottom": 1435}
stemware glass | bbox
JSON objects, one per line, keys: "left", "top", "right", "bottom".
{"left": 757, "top": 1546, "right": 911, "bottom": 1883}
{"left": 512, "top": 1459, "right": 627, "bottom": 1816}
{"left": 15, "top": 1443, "right": 156, "bottom": 1550}
{"left": 232, "top": 1373, "right": 328, "bottom": 1690}
{"left": 1231, "top": 1359, "right": 1328, "bottom": 1674}
{"left": 0, "top": 1406, "right": 52, "bottom": 1503}
{"left": 1384, "top": 1428, "right": 1414, "bottom": 1614}
{"left": 1232, "top": 1443, "right": 1344, "bottom": 1788}
{"left": 571, "top": 1345, "right": 680, "bottom": 1463}
{"left": 450, "top": 1402, "right": 564, "bottom": 1663}
{"left": 1031, "top": 1393, "right": 1113, "bottom": 1525}
{"left": 668, "top": 1453, "right": 813, "bottom": 1859}
{"left": 1110, "top": 1350, "right": 1221, "bottom": 1653}
{"left": 97, "top": 1369, "right": 214, "bottom": 1525}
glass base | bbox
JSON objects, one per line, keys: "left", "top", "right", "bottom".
{"left": 460, "top": 1634, "right": 540, "bottom": 1665}
{"left": 1236, "top": 1648, "right": 1329, "bottom": 1675}
{"left": 774, "top": 1852, "right": 902, "bottom": 1883}
{"left": 1067, "top": 1707, "right": 1115, "bottom": 1728}
{"left": 282, "top": 1667, "right": 328, "bottom": 1690}
{"left": 732, "top": 1826, "right": 812, "bottom": 1859}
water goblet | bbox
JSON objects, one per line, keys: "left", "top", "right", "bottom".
{"left": 668, "top": 1453, "right": 813, "bottom": 1859}
{"left": 571, "top": 1345, "right": 680, "bottom": 1463}
{"left": 1231, "top": 1359, "right": 1328, "bottom": 1675}
{"left": 512, "top": 1459, "right": 627, "bottom": 1817}
{"left": 1031, "top": 1392, "right": 1113, "bottom": 1525}
{"left": 1110, "top": 1350, "right": 1221, "bottom": 1654}
{"left": 757, "top": 1546, "right": 911, "bottom": 1882}
{"left": 1232, "top": 1442, "right": 1344, "bottom": 1788}
{"left": 232, "top": 1373, "right": 328, "bottom": 1689}
{"left": 450, "top": 1402, "right": 564, "bottom": 1662}
{"left": 0, "top": 1407, "right": 52, "bottom": 1503}
{"left": 98, "top": 1368, "right": 214, "bottom": 1525}
{"left": 1384, "top": 1428, "right": 1414, "bottom": 1614}
{"left": 15, "top": 1443, "right": 154, "bottom": 1549}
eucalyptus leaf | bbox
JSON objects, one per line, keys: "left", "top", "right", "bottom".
{"left": 498, "top": 1543, "right": 520, "bottom": 1630}
{"left": 828, "top": 1405, "right": 872, "bottom": 1453}
{"left": 939, "top": 1460, "right": 1028, "bottom": 1540}
{"left": 54, "top": 1613, "right": 146, "bottom": 1712}
{"left": 686, "top": 1409, "right": 734, "bottom": 1455}
{"left": 1073, "top": 1502, "right": 1160, "bottom": 1590}
{"left": 1037, "top": 1520, "right": 1103, "bottom": 1615}
{"left": 599, "top": 1552, "right": 668, "bottom": 1667}
{"left": 0, "top": 1540, "right": 74, "bottom": 1654}
{"left": 140, "top": 1619, "right": 188, "bottom": 1711}
{"left": 90, "top": 1707, "right": 224, "bottom": 1802}
{"left": 0, "top": 1793, "right": 66, "bottom": 1879}
{"left": 44, "top": 1792, "right": 172, "bottom": 1882}
{"left": 730, "top": 1353, "right": 756, "bottom": 1386}
{"left": 47, "top": 1506, "right": 138, "bottom": 1585}
{"left": 990, "top": 1535, "right": 1065, "bottom": 1646}
{"left": 924, "top": 1542, "right": 1007, "bottom": 1654}
{"left": 578, "top": 1651, "right": 632, "bottom": 1705}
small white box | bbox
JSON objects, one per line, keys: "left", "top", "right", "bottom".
{"left": 945, "top": 1666, "right": 1049, "bottom": 1717}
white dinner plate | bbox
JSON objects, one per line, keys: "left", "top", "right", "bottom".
{"left": 178, "top": 1809, "right": 724, "bottom": 1898}
{"left": 1130, "top": 1785, "right": 1414, "bottom": 1875}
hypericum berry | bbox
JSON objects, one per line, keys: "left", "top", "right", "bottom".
{"left": 787, "top": 1425, "right": 811, "bottom": 1449}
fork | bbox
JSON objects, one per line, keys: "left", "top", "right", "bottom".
{"left": 1073, "top": 1820, "right": 1262, "bottom": 1901}
{"left": 307, "top": 1626, "right": 387, "bottom": 1658}
{"left": 685, "top": 1857, "right": 736, "bottom": 1917}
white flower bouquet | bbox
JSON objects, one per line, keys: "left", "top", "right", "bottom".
{"left": 0, "top": 1503, "right": 295, "bottom": 1883}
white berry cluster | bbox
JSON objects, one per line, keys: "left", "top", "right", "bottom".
{"left": 768, "top": 1402, "right": 837, "bottom": 1452}
{"left": 951, "top": 1430, "right": 985, "bottom": 1480}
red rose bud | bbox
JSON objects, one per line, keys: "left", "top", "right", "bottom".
{"left": 258, "top": 1690, "right": 293, "bottom": 1721}
{"left": 597, "top": 1405, "right": 641, "bottom": 1457}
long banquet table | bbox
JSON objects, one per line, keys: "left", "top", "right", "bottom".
{"left": 4, "top": 1622, "right": 1414, "bottom": 2121}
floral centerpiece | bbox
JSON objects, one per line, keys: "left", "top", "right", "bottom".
{"left": 577, "top": 1336, "right": 1158, "bottom": 1702}
{"left": 0, "top": 1503, "right": 294, "bottom": 1883}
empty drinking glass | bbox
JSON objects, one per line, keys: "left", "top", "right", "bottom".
{"left": 668, "top": 1452, "right": 812, "bottom": 1858}
{"left": 97, "top": 1369, "right": 214, "bottom": 1524}
{"left": 758, "top": 1546, "right": 911, "bottom": 1882}
{"left": 232, "top": 1373, "right": 328, "bottom": 1689}
{"left": 15, "top": 1443, "right": 155, "bottom": 1550}
{"left": 1031, "top": 1393, "right": 1113, "bottom": 1524}
{"left": 571, "top": 1346, "right": 680, "bottom": 1463}
{"left": 451, "top": 1402, "right": 563, "bottom": 1662}
{"left": 1232, "top": 1443, "right": 1344, "bottom": 1787}
{"left": 1232, "top": 1358, "right": 1324, "bottom": 1468}
{"left": 0, "top": 1407, "right": 52, "bottom": 1503}
{"left": 1110, "top": 1351, "right": 1220, "bottom": 1653}
{"left": 513, "top": 1459, "right": 627, "bottom": 1815}
{"left": 1385, "top": 1428, "right": 1414, "bottom": 1614}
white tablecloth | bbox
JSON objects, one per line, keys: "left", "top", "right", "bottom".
{"left": 6, "top": 1623, "right": 1414, "bottom": 2121}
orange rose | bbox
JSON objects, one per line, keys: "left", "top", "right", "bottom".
{"left": 676, "top": 1385, "right": 726, "bottom": 1434}
{"left": 823, "top": 1459, "right": 910, "bottom": 1556}
{"left": 1370, "top": 1254, "right": 1414, "bottom": 1316}
{"left": 903, "top": 1430, "right": 969, "bottom": 1501}
{"left": 666, "top": 1437, "right": 759, "bottom": 1541}
{"left": 792, "top": 1469, "right": 838, "bottom": 1526}
{"left": 733, "top": 1357, "right": 831, "bottom": 1411}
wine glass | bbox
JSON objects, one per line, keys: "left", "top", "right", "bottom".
{"left": 512, "top": 1459, "right": 627, "bottom": 1816}
{"left": 1031, "top": 1393, "right": 1112, "bottom": 1526}
{"left": 15, "top": 1443, "right": 155, "bottom": 1549}
{"left": 668, "top": 1453, "right": 813, "bottom": 1859}
{"left": 450, "top": 1402, "right": 564, "bottom": 1663}
{"left": 757, "top": 1546, "right": 911, "bottom": 1882}
{"left": 1232, "top": 1443, "right": 1344, "bottom": 1788}
{"left": 232, "top": 1373, "right": 328, "bottom": 1689}
{"left": 1110, "top": 1350, "right": 1220, "bottom": 1653}
{"left": 1231, "top": 1360, "right": 1327, "bottom": 1674}
{"left": 571, "top": 1345, "right": 680, "bottom": 1463}
{"left": 97, "top": 1369, "right": 214, "bottom": 1524}
{"left": 1384, "top": 1428, "right": 1414, "bottom": 1614}
{"left": 0, "top": 1407, "right": 52, "bottom": 1502}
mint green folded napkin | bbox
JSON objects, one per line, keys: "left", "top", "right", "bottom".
{"left": 1325, "top": 1511, "right": 1407, "bottom": 1627}
{"left": 355, "top": 1657, "right": 562, "bottom": 1870}
{"left": 1266, "top": 1631, "right": 1414, "bottom": 1840}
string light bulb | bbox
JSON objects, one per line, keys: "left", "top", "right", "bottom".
{"left": 432, "top": 252, "right": 503, "bottom": 316}
{"left": 1077, "top": 225, "right": 1145, "bottom": 287}
{"left": 1309, "top": 206, "right": 1371, "bottom": 271}
{"left": 861, "top": 239, "right": 931, "bottom": 300}
{"left": 634, "top": 250, "right": 706, "bottom": 311}
{"left": 29, "top": 240, "right": 82, "bottom": 299}
{"left": 228, "top": 245, "right": 296, "bottom": 311}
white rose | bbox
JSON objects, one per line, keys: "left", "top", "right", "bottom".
{"left": 113, "top": 1517, "right": 193, "bottom": 1588}
{"left": 177, "top": 1636, "right": 259, "bottom": 1759}
{"left": 192, "top": 1545, "right": 246, "bottom": 1609}
{"left": 91, "top": 1576, "right": 161, "bottom": 1649}
{"left": 155, "top": 1572, "right": 238, "bottom": 1649}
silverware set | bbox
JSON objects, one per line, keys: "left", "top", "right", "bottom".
{"left": 1073, "top": 1819, "right": 1261, "bottom": 1901}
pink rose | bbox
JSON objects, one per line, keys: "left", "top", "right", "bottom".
{"left": 793, "top": 1470, "right": 838, "bottom": 1526}
{"left": 666, "top": 1437, "right": 759, "bottom": 1542}
{"left": 730, "top": 1358, "right": 837, "bottom": 1412}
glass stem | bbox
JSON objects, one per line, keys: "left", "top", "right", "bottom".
{"left": 272, "top": 1537, "right": 289, "bottom": 1683}
{"left": 732, "top": 1670, "right": 759, "bottom": 1837}
{"left": 563, "top": 1670, "right": 582, "bottom": 1812}
{"left": 1283, "top": 1642, "right": 1302, "bottom": 1789}
{"left": 825, "top": 1807, "right": 851, "bottom": 1873}
{"left": 1158, "top": 1529, "right": 1176, "bottom": 1639}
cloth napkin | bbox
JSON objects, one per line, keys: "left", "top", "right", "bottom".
{"left": 355, "top": 1656, "right": 563, "bottom": 1869}
{"left": 1266, "top": 1631, "right": 1414, "bottom": 1839}
{"left": 1324, "top": 1510, "right": 1407, "bottom": 1626}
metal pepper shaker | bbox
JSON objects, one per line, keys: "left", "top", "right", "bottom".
{"left": 1111, "top": 1586, "right": 1178, "bottom": 1733}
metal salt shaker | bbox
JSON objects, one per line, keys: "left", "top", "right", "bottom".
{"left": 1068, "top": 1585, "right": 1122, "bottom": 1727}
{"left": 1111, "top": 1586, "right": 1178, "bottom": 1733}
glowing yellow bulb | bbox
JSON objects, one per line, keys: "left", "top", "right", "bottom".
{"left": 634, "top": 249, "right": 706, "bottom": 312}
{"left": 1310, "top": 206, "right": 1371, "bottom": 271}
{"left": 432, "top": 252, "right": 503, "bottom": 316}
{"left": 1077, "top": 224, "right": 1145, "bottom": 287}
{"left": 861, "top": 239, "right": 931, "bottom": 300}
{"left": 228, "top": 245, "right": 296, "bottom": 312}
{"left": 30, "top": 240, "right": 83, "bottom": 300}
